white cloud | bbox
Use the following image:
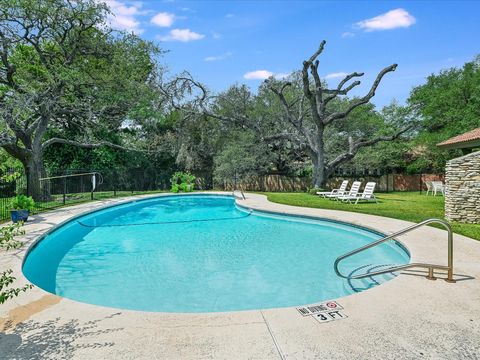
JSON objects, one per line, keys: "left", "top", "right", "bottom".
{"left": 151, "top": 12, "right": 175, "bottom": 27}
{"left": 204, "top": 51, "right": 232, "bottom": 62}
{"left": 244, "top": 70, "right": 273, "bottom": 80}
{"left": 325, "top": 72, "right": 349, "bottom": 79}
{"left": 225, "top": 13, "right": 235, "bottom": 18}
{"left": 159, "top": 28, "right": 205, "bottom": 42}
{"left": 356, "top": 8, "right": 416, "bottom": 31}
{"left": 243, "top": 70, "right": 290, "bottom": 80}
{"left": 104, "top": 0, "right": 144, "bottom": 34}
{"left": 341, "top": 32, "right": 355, "bottom": 38}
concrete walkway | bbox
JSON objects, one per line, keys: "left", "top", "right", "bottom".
{"left": 0, "top": 192, "right": 479, "bottom": 359}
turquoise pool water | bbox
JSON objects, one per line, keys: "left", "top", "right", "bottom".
{"left": 23, "top": 195, "right": 409, "bottom": 312}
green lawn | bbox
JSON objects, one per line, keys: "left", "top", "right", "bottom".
{"left": 261, "top": 192, "right": 480, "bottom": 241}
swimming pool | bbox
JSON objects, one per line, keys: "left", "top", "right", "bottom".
{"left": 23, "top": 195, "right": 409, "bottom": 312}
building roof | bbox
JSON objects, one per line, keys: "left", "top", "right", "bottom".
{"left": 437, "top": 127, "right": 480, "bottom": 150}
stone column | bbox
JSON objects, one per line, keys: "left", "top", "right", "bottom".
{"left": 445, "top": 150, "right": 480, "bottom": 224}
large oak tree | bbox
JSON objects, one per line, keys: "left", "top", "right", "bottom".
{"left": 0, "top": 0, "right": 159, "bottom": 199}
{"left": 164, "top": 41, "right": 412, "bottom": 187}
{"left": 268, "top": 41, "right": 412, "bottom": 187}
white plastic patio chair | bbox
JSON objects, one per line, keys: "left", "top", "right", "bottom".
{"left": 316, "top": 180, "right": 349, "bottom": 198}
{"left": 334, "top": 181, "right": 361, "bottom": 201}
{"left": 338, "top": 182, "right": 377, "bottom": 204}
{"left": 431, "top": 181, "right": 445, "bottom": 196}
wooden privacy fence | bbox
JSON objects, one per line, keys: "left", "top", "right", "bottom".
{"left": 223, "top": 175, "right": 311, "bottom": 192}
{"left": 222, "top": 174, "right": 444, "bottom": 192}
{"left": 327, "top": 173, "right": 444, "bottom": 192}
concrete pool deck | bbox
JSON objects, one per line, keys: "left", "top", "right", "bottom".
{"left": 0, "top": 192, "right": 479, "bottom": 359}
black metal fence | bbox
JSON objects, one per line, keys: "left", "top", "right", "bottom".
{"left": 0, "top": 168, "right": 172, "bottom": 222}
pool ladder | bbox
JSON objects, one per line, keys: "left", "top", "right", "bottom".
{"left": 334, "top": 218, "right": 456, "bottom": 283}
{"left": 232, "top": 189, "right": 246, "bottom": 200}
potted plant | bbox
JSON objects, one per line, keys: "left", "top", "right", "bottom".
{"left": 9, "top": 195, "right": 35, "bottom": 223}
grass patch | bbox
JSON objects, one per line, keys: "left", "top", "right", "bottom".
{"left": 261, "top": 192, "right": 480, "bottom": 241}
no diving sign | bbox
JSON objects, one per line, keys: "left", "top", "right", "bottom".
{"left": 296, "top": 300, "right": 343, "bottom": 316}
{"left": 296, "top": 301, "right": 348, "bottom": 324}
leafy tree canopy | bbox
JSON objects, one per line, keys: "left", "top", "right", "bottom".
{"left": 408, "top": 55, "right": 480, "bottom": 171}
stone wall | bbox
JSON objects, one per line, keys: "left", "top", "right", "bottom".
{"left": 445, "top": 151, "right": 480, "bottom": 224}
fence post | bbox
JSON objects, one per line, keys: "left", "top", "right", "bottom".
{"left": 63, "top": 176, "right": 66, "bottom": 205}
{"left": 113, "top": 171, "right": 117, "bottom": 197}
{"left": 26, "top": 173, "right": 30, "bottom": 197}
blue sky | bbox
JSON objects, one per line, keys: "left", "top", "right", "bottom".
{"left": 105, "top": 0, "right": 479, "bottom": 108}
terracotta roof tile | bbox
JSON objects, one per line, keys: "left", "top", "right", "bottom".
{"left": 437, "top": 127, "right": 480, "bottom": 147}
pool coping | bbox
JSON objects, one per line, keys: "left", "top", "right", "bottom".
{"left": 1, "top": 191, "right": 479, "bottom": 359}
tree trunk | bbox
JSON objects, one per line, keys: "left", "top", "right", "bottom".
{"left": 312, "top": 155, "right": 327, "bottom": 188}
{"left": 24, "top": 154, "right": 47, "bottom": 201}
{"left": 311, "top": 126, "right": 327, "bottom": 188}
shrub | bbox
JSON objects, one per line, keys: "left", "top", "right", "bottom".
{"left": 0, "top": 269, "right": 33, "bottom": 304}
{"left": 0, "top": 171, "right": 21, "bottom": 182}
{"left": 0, "top": 222, "right": 33, "bottom": 304}
{"left": 170, "top": 171, "right": 195, "bottom": 193}
{"left": 0, "top": 222, "right": 24, "bottom": 250}
{"left": 9, "top": 195, "right": 35, "bottom": 211}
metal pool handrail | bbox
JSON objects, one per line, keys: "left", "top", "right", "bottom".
{"left": 334, "top": 218, "right": 455, "bottom": 283}
{"left": 232, "top": 189, "right": 246, "bottom": 200}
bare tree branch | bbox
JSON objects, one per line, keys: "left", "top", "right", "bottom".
{"left": 306, "top": 40, "right": 327, "bottom": 64}
{"left": 324, "top": 64, "right": 398, "bottom": 125}
{"left": 268, "top": 82, "right": 317, "bottom": 152}
{"left": 323, "top": 72, "right": 364, "bottom": 104}
{"left": 41, "top": 137, "right": 148, "bottom": 153}
{"left": 161, "top": 73, "right": 254, "bottom": 127}
{"left": 269, "top": 83, "right": 298, "bottom": 125}
{"left": 310, "top": 60, "right": 324, "bottom": 121}
{"left": 327, "top": 125, "right": 412, "bottom": 170}
{"left": 301, "top": 40, "right": 326, "bottom": 125}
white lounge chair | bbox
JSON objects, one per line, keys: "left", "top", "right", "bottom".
{"left": 431, "top": 181, "right": 445, "bottom": 196}
{"left": 333, "top": 181, "right": 361, "bottom": 201}
{"left": 339, "top": 182, "right": 377, "bottom": 204}
{"left": 316, "top": 180, "right": 349, "bottom": 198}
{"left": 425, "top": 181, "right": 433, "bottom": 196}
